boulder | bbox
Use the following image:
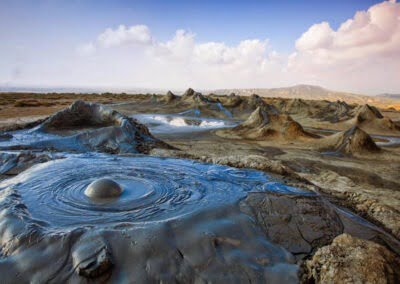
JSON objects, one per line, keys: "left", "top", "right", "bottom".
{"left": 304, "top": 233, "right": 400, "bottom": 284}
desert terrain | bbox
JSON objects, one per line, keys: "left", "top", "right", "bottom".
{"left": 0, "top": 88, "right": 399, "bottom": 283}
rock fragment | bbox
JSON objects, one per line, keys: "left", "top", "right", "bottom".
{"left": 72, "top": 234, "right": 113, "bottom": 279}
{"left": 304, "top": 233, "right": 400, "bottom": 284}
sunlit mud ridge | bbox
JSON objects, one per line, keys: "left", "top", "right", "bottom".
{"left": 1, "top": 101, "right": 171, "bottom": 154}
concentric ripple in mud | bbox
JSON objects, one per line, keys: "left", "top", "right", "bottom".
{"left": 2, "top": 154, "right": 310, "bottom": 228}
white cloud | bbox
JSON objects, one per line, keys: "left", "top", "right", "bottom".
{"left": 65, "top": 1, "right": 399, "bottom": 93}
{"left": 193, "top": 39, "right": 269, "bottom": 67}
{"left": 152, "top": 29, "right": 195, "bottom": 61}
{"left": 76, "top": 42, "right": 96, "bottom": 56}
{"left": 290, "top": 1, "right": 400, "bottom": 67}
{"left": 295, "top": 22, "right": 334, "bottom": 51}
{"left": 72, "top": 26, "right": 279, "bottom": 89}
{"left": 97, "top": 24, "right": 152, "bottom": 48}
{"left": 288, "top": 0, "right": 400, "bottom": 93}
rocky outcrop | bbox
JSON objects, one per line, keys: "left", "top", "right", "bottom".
{"left": 304, "top": 234, "right": 400, "bottom": 284}
{"left": 317, "top": 126, "right": 380, "bottom": 155}
{"left": 221, "top": 106, "right": 315, "bottom": 140}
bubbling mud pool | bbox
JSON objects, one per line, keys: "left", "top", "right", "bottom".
{"left": 132, "top": 114, "right": 238, "bottom": 134}
{"left": 1, "top": 154, "right": 310, "bottom": 229}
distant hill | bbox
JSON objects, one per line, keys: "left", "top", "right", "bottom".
{"left": 377, "top": 93, "right": 400, "bottom": 100}
{"left": 213, "top": 85, "right": 400, "bottom": 110}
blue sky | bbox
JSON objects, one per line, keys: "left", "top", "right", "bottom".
{"left": 0, "top": 0, "right": 399, "bottom": 94}
{"left": 1, "top": 0, "right": 380, "bottom": 51}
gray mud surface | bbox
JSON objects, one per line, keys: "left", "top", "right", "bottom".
{"left": 0, "top": 96, "right": 400, "bottom": 283}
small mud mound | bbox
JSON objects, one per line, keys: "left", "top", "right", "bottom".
{"left": 304, "top": 234, "right": 400, "bottom": 284}
{"left": 354, "top": 104, "right": 384, "bottom": 120}
{"left": 350, "top": 104, "right": 400, "bottom": 134}
{"left": 248, "top": 94, "right": 266, "bottom": 108}
{"left": 181, "top": 88, "right": 210, "bottom": 105}
{"left": 218, "top": 106, "right": 315, "bottom": 141}
{"left": 222, "top": 93, "right": 243, "bottom": 108}
{"left": 281, "top": 98, "right": 310, "bottom": 115}
{"left": 39, "top": 100, "right": 126, "bottom": 133}
{"left": 4, "top": 101, "right": 170, "bottom": 154}
{"left": 312, "top": 100, "right": 354, "bottom": 122}
{"left": 164, "top": 90, "right": 177, "bottom": 103}
{"left": 154, "top": 90, "right": 178, "bottom": 104}
{"left": 325, "top": 100, "right": 354, "bottom": 122}
{"left": 317, "top": 126, "right": 380, "bottom": 155}
{"left": 208, "top": 93, "right": 274, "bottom": 119}
{"left": 270, "top": 98, "right": 355, "bottom": 122}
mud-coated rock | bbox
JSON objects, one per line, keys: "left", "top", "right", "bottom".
{"left": 72, "top": 234, "right": 113, "bottom": 278}
{"left": 304, "top": 233, "right": 400, "bottom": 284}
{"left": 241, "top": 192, "right": 343, "bottom": 257}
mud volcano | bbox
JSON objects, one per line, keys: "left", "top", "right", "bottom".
{"left": 1, "top": 101, "right": 170, "bottom": 154}
{"left": 218, "top": 106, "right": 316, "bottom": 141}
{"left": 317, "top": 126, "right": 381, "bottom": 155}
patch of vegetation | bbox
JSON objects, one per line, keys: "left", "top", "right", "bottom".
{"left": 14, "top": 100, "right": 56, "bottom": 107}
